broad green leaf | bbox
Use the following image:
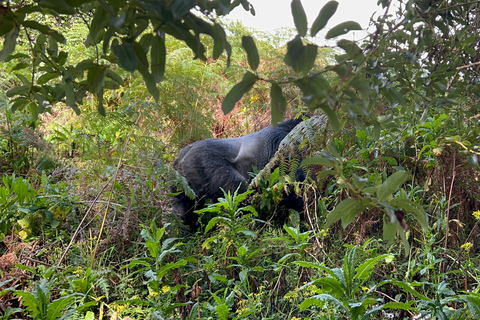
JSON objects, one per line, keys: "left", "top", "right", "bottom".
{"left": 157, "top": 259, "right": 188, "bottom": 279}
{"left": 382, "top": 214, "right": 396, "bottom": 244}
{"left": 97, "top": 89, "right": 105, "bottom": 116}
{"left": 321, "top": 105, "right": 341, "bottom": 132}
{"left": 238, "top": 230, "right": 257, "bottom": 238}
{"left": 355, "top": 254, "right": 394, "bottom": 281}
{"left": 326, "top": 21, "right": 362, "bottom": 39}
{"left": 377, "top": 171, "right": 408, "bottom": 201}
{"left": 388, "top": 198, "right": 428, "bottom": 231}
{"left": 112, "top": 41, "right": 137, "bottom": 72}
{"left": 300, "top": 294, "right": 347, "bottom": 312}
{"left": 37, "top": 72, "right": 59, "bottom": 85}
{"left": 270, "top": 83, "right": 286, "bottom": 126}
{"left": 37, "top": 0, "right": 75, "bottom": 14}
{"left": 12, "top": 62, "right": 29, "bottom": 71}
{"left": 222, "top": 71, "right": 257, "bottom": 114}
{"left": 46, "top": 296, "right": 73, "bottom": 320}
{"left": 344, "top": 246, "right": 357, "bottom": 292}
{"left": 384, "top": 279, "right": 431, "bottom": 301}
{"left": 136, "top": 61, "right": 160, "bottom": 101}
{"left": 301, "top": 156, "right": 333, "bottom": 168}
{"left": 102, "top": 27, "right": 114, "bottom": 54}
{"left": 388, "top": 87, "right": 406, "bottom": 106}
{"left": 278, "top": 252, "right": 300, "bottom": 264}
{"left": 27, "top": 102, "right": 38, "bottom": 121}
{"left": 0, "top": 26, "right": 19, "bottom": 62}
{"left": 87, "top": 66, "right": 107, "bottom": 94}
{"left": 465, "top": 294, "right": 480, "bottom": 317}
{"left": 291, "top": 0, "right": 308, "bottom": 37}
{"left": 283, "top": 225, "right": 299, "bottom": 241}
{"left": 284, "top": 36, "right": 305, "bottom": 74}
{"left": 296, "top": 73, "right": 331, "bottom": 103}
{"left": 106, "top": 70, "right": 124, "bottom": 87}
{"left": 341, "top": 200, "right": 364, "bottom": 228}
{"left": 362, "top": 186, "right": 378, "bottom": 195}
{"left": 316, "top": 169, "right": 336, "bottom": 180}
{"left": 212, "top": 23, "right": 227, "bottom": 60}
{"left": 216, "top": 303, "right": 229, "bottom": 320}
{"left": 151, "top": 34, "right": 166, "bottom": 83}
{"left": 325, "top": 198, "right": 361, "bottom": 228}
{"left": 22, "top": 21, "right": 66, "bottom": 44}
{"left": 205, "top": 216, "right": 227, "bottom": 233}
{"left": 11, "top": 97, "right": 29, "bottom": 113}
{"left": 311, "top": 0, "right": 338, "bottom": 36}
{"left": 7, "top": 85, "right": 29, "bottom": 97}
{"left": 64, "top": 81, "right": 75, "bottom": 107}
{"left": 337, "top": 39, "right": 363, "bottom": 60}
{"left": 383, "top": 301, "right": 417, "bottom": 311}
{"left": 172, "top": 0, "right": 196, "bottom": 20}
{"left": 311, "top": 277, "right": 344, "bottom": 298}
{"left": 89, "top": 6, "right": 107, "bottom": 43}
{"left": 302, "top": 44, "right": 318, "bottom": 74}
{"left": 241, "top": 35, "right": 259, "bottom": 70}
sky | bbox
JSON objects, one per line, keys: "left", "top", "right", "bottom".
{"left": 226, "top": 0, "right": 387, "bottom": 45}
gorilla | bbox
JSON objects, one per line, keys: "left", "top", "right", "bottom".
{"left": 172, "top": 118, "right": 304, "bottom": 227}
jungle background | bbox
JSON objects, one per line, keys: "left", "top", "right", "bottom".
{"left": 0, "top": 0, "right": 480, "bottom": 319}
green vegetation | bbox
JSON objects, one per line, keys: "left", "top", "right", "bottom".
{"left": 0, "top": 0, "right": 480, "bottom": 319}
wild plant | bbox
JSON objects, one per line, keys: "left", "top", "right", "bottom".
{"left": 10, "top": 266, "right": 75, "bottom": 320}
{"left": 126, "top": 221, "right": 192, "bottom": 319}
{"left": 296, "top": 243, "right": 394, "bottom": 319}
{"left": 199, "top": 188, "right": 260, "bottom": 250}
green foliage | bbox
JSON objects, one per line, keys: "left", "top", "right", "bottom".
{"left": 2, "top": 0, "right": 480, "bottom": 319}
{"left": 126, "top": 221, "right": 193, "bottom": 318}
{"left": 0, "top": 90, "right": 44, "bottom": 173}
{"left": 302, "top": 139, "right": 428, "bottom": 254}
{"left": 0, "top": 174, "right": 77, "bottom": 242}
{"left": 14, "top": 278, "right": 73, "bottom": 320}
{"left": 198, "top": 188, "right": 259, "bottom": 243}
{"left": 298, "top": 245, "right": 394, "bottom": 319}
{"left": 0, "top": 0, "right": 255, "bottom": 116}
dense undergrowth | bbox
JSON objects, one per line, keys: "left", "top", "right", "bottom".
{"left": 1, "top": 0, "right": 480, "bottom": 319}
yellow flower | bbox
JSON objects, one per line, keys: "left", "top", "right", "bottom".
{"left": 290, "top": 317, "right": 302, "bottom": 320}
{"left": 472, "top": 210, "right": 480, "bottom": 220}
{"left": 461, "top": 242, "right": 473, "bottom": 253}
{"left": 319, "top": 228, "right": 329, "bottom": 237}
{"left": 161, "top": 286, "right": 171, "bottom": 294}
{"left": 148, "top": 290, "right": 158, "bottom": 297}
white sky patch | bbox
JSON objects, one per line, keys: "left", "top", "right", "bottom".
{"left": 226, "top": 0, "right": 388, "bottom": 46}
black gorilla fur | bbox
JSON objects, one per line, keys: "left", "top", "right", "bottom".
{"left": 172, "top": 118, "right": 304, "bottom": 227}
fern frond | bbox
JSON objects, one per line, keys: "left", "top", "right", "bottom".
{"left": 96, "top": 277, "right": 110, "bottom": 300}
{"left": 250, "top": 114, "right": 328, "bottom": 187}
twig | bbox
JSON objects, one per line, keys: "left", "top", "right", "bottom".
{"left": 74, "top": 200, "right": 125, "bottom": 207}
{"left": 447, "top": 61, "right": 480, "bottom": 90}
{"left": 446, "top": 218, "right": 480, "bottom": 272}
{"left": 56, "top": 174, "right": 115, "bottom": 266}
{"left": 90, "top": 114, "right": 141, "bottom": 266}
{"left": 441, "top": 150, "right": 456, "bottom": 274}
{"left": 23, "top": 257, "right": 52, "bottom": 267}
